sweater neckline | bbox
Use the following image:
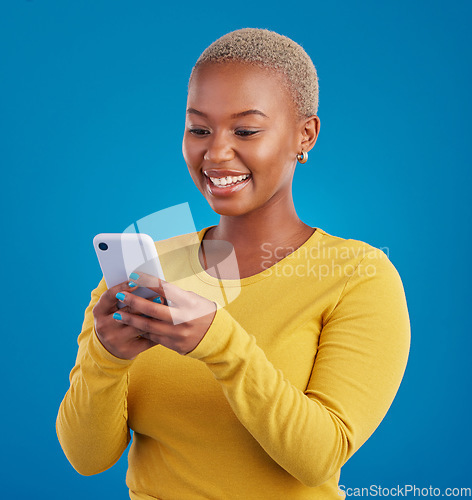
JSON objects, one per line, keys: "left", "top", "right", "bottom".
{"left": 189, "top": 225, "right": 324, "bottom": 287}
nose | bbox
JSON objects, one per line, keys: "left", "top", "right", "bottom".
{"left": 204, "top": 132, "right": 235, "bottom": 163}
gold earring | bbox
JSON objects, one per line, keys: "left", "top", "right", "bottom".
{"left": 297, "top": 151, "right": 308, "bottom": 164}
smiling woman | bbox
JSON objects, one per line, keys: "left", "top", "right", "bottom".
{"left": 56, "top": 28, "right": 410, "bottom": 500}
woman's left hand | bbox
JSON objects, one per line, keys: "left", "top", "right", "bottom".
{"left": 114, "top": 272, "right": 217, "bottom": 355}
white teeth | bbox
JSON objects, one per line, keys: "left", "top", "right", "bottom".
{"left": 208, "top": 174, "right": 250, "bottom": 187}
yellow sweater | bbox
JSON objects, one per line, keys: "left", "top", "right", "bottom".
{"left": 57, "top": 226, "right": 410, "bottom": 499}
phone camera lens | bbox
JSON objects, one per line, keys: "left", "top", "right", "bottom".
{"left": 98, "top": 242, "right": 108, "bottom": 251}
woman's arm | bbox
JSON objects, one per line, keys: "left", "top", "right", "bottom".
{"left": 185, "top": 248, "right": 411, "bottom": 487}
{"left": 56, "top": 277, "right": 133, "bottom": 475}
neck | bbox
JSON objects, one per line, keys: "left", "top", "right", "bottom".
{"left": 199, "top": 192, "right": 316, "bottom": 279}
{"left": 207, "top": 194, "right": 313, "bottom": 255}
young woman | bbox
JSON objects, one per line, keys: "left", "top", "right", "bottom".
{"left": 57, "top": 28, "right": 410, "bottom": 499}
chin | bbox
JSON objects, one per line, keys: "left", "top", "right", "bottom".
{"left": 207, "top": 199, "right": 252, "bottom": 217}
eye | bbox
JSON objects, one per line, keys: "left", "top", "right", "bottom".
{"left": 189, "top": 128, "right": 210, "bottom": 136}
{"left": 235, "top": 129, "right": 258, "bottom": 137}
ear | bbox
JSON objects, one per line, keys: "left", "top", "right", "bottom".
{"left": 298, "top": 115, "right": 320, "bottom": 153}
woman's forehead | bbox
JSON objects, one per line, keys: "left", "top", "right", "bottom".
{"left": 187, "top": 62, "right": 295, "bottom": 117}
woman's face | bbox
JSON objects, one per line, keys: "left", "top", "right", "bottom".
{"left": 182, "top": 61, "right": 312, "bottom": 217}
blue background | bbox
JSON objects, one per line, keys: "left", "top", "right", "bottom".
{"left": 1, "top": 1, "right": 470, "bottom": 498}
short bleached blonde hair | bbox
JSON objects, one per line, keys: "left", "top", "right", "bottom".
{"left": 190, "top": 28, "right": 319, "bottom": 118}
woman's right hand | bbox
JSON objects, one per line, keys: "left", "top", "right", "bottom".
{"left": 92, "top": 280, "right": 160, "bottom": 360}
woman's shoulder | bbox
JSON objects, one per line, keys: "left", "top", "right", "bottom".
{"left": 312, "top": 228, "right": 406, "bottom": 304}
{"left": 312, "top": 227, "right": 389, "bottom": 264}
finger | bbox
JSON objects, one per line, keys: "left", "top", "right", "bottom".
{"left": 128, "top": 272, "right": 187, "bottom": 305}
{"left": 112, "top": 295, "right": 166, "bottom": 316}
{"left": 136, "top": 331, "right": 165, "bottom": 347}
{"left": 95, "top": 308, "right": 139, "bottom": 340}
{"left": 118, "top": 304, "right": 147, "bottom": 316}
{"left": 98, "top": 315, "right": 160, "bottom": 360}
{"left": 118, "top": 304, "right": 164, "bottom": 322}
{"left": 112, "top": 308, "right": 174, "bottom": 337}
{"left": 115, "top": 291, "right": 174, "bottom": 324}
{"left": 149, "top": 294, "right": 169, "bottom": 307}
{"left": 117, "top": 289, "right": 213, "bottom": 327}
{"left": 93, "top": 279, "right": 139, "bottom": 315}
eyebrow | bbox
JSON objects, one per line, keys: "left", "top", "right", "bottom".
{"left": 186, "top": 108, "right": 269, "bottom": 119}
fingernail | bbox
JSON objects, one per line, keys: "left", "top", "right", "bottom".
{"left": 153, "top": 296, "right": 161, "bottom": 304}
{"left": 113, "top": 312, "right": 122, "bottom": 320}
{"left": 116, "top": 292, "right": 125, "bottom": 301}
{"left": 129, "top": 272, "right": 139, "bottom": 280}
{"left": 128, "top": 281, "right": 137, "bottom": 288}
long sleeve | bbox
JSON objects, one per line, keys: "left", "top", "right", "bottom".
{"left": 185, "top": 248, "right": 411, "bottom": 487}
{"left": 56, "top": 277, "right": 133, "bottom": 475}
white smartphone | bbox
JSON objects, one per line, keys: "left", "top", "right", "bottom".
{"left": 93, "top": 233, "right": 167, "bottom": 309}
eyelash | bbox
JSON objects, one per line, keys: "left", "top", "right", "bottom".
{"left": 236, "top": 130, "right": 258, "bottom": 137}
{"left": 189, "top": 129, "right": 258, "bottom": 137}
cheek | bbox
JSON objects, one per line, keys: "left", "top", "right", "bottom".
{"left": 182, "top": 137, "right": 207, "bottom": 193}
{"left": 246, "top": 131, "right": 295, "bottom": 173}
{"left": 182, "top": 135, "right": 203, "bottom": 169}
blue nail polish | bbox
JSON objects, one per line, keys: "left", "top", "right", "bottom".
{"left": 128, "top": 281, "right": 137, "bottom": 288}
{"left": 113, "top": 312, "right": 122, "bottom": 320}
{"left": 116, "top": 292, "right": 125, "bottom": 301}
{"left": 129, "top": 272, "right": 140, "bottom": 280}
{"left": 153, "top": 296, "right": 161, "bottom": 304}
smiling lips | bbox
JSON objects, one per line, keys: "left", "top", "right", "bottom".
{"left": 209, "top": 174, "right": 250, "bottom": 187}
{"left": 203, "top": 171, "right": 252, "bottom": 196}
